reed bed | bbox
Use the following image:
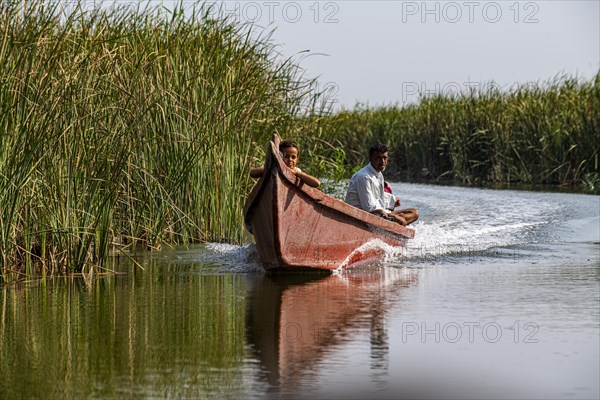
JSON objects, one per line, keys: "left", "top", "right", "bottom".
{"left": 320, "top": 73, "right": 599, "bottom": 190}
{"left": 2, "top": 1, "right": 596, "bottom": 280}
{"left": 0, "top": 1, "right": 329, "bottom": 279}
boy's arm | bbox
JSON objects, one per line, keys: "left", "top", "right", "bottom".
{"left": 250, "top": 167, "right": 264, "bottom": 178}
{"left": 294, "top": 170, "right": 320, "bottom": 188}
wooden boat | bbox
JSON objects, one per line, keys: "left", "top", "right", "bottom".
{"left": 243, "top": 134, "right": 415, "bottom": 271}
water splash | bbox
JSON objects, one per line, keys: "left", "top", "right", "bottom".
{"left": 336, "top": 239, "right": 406, "bottom": 271}
{"left": 201, "top": 243, "right": 264, "bottom": 273}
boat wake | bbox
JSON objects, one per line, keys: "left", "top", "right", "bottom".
{"left": 399, "top": 219, "right": 545, "bottom": 260}
{"left": 384, "top": 182, "right": 599, "bottom": 263}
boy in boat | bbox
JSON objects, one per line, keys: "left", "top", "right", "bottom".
{"left": 250, "top": 140, "right": 321, "bottom": 188}
{"left": 345, "top": 144, "right": 419, "bottom": 226}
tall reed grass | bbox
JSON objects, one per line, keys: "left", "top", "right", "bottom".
{"left": 320, "top": 73, "right": 599, "bottom": 190}
{"left": 0, "top": 1, "right": 329, "bottom": 279}
{"left": 3, "top": 1, "right": 595, "bottom": 280}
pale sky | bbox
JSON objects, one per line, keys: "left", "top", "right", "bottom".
{"left": 107, "top": 1, "right": 600, "bottom": 110}
{"left": 212, "top": 0, "right": 600, "bottom": 110}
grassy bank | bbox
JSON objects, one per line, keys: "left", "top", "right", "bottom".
{"left": 319, "top": 73, "right": 599, "bottom": 191}
{"left": 0, "top": 1, "right": 330, "bottom": 279}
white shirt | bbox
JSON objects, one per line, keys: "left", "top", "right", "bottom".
{"left": 345, "top": 163, "right": 397, "bottom": 213}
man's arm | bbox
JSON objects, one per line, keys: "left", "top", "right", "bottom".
{"left": 383, "top": 192, "right": 399, "bottom": 210}
{"left": 355, "top": 176, "right": 387, "bottom": 214}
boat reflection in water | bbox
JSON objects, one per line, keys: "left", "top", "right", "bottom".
{"left": 245, "top": 266, "right": 418, "bottom": 391}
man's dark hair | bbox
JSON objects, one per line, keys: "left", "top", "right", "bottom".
{"left": 279, "top": 140, "right": 299, "bottom": 151}
{"left": 369, "top": 143, "right": 388, "bottom": 157}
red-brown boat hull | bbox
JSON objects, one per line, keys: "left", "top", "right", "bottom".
{"left": 244, "top": 135, "right": 415, "bottom": 271}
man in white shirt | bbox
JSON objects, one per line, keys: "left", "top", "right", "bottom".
{"left": 345, "top": 144, "right": 419, "bottom": 226}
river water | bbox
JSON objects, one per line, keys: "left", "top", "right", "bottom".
{"left": 1, "top": 184, "right": 598, "bottom": 399}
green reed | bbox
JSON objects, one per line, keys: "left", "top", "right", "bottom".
{"left": 319, "top": 73, "right": 599, "bottom": 190}
{"left": 0, "top": 1, "right": 329, "bottom": 279}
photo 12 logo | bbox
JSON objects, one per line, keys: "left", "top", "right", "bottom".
{"left": 401, "top": 321, "right": 540, "bottom": 343}
{"left": 201, "top": 1, "right": 341, "bottom": 24}
{"left": 314, "top": 81, "right": 340, "bottom": 106}
{"left": 401, "top": 81, "right": 538, "bottom": 104}
{"left": 401, "top": 1, "right": 540, "bottom": 23}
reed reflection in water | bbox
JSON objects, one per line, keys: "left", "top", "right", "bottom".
{"left": 0, "top": 258, "right": 418, "bottom": 399}
{"left": 0, "top": 267, "right": 248, "bottom": 398}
